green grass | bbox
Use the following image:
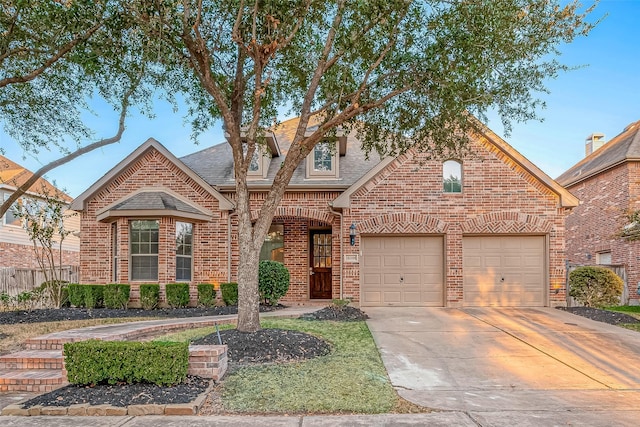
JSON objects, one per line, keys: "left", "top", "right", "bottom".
{"left": 157, "top": 318, "right": 399, "bottom": 414}
{"left": 621, "top": 323, "right": 640, "bottom": 332}
{"left": 606, "top": 305, "right": 640, "bottom": 314}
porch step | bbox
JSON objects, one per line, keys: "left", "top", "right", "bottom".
{"left": 24, "top": 338, "right": 68, "bottom": 351}
{"left": 0, "top": 350, "right": 64, "bottom": 370}
{"left": 0, "top": 369, "right": 67, "bottom": 392}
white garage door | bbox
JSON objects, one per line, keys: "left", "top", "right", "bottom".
{"left": 361, "top": 236, "right": 444, "bottom": 307}
{"left": 463, "top": 236, "right": 546, "bottom": 306}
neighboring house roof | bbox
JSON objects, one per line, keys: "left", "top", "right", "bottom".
{"left": 69, "top": 138, "right": 234, "bottom": 211}
{"left": 0, "top": 155, "right": 71, "bottom": 201}
{"left": 180, "top": 117, "right": 381, "bottom": 190}
{"left": 556, "top": 120, "right": 640, "bottom": 187}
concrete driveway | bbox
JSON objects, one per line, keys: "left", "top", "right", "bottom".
{"left": 366, "top": 307, "right": 640, "bottom": 426}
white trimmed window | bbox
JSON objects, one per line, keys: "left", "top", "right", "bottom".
{"left": 307, "top": 142, "right": 338, "bottom": 178}
{"left": 176, "top": 221, "right": 193, "bottom": 281}
{"left": 2, "top": 192, "right": 21, "bottom": 226}
{"left": 443, "top": 160, "right": 462, "bottom": 193}
{"left": 596, "top": 251, "right": 612, "bottom": 265}
{"left": 130, "top": 220, "right": 159, "bottom": 281}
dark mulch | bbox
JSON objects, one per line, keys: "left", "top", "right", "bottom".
{"left": 557, "top": 306, "right": 640, "bottom": 325}
{"left": 22, "top": 376, "right": 211, "bottom": 408}
{"left": 193, "top": 328, "right": 331, "bottom": 366}
{"left": 299, "top": 305, "right": 369, "bottom": 321}
{"left": 0, "top": 305, "right": 282, "bottom": 325}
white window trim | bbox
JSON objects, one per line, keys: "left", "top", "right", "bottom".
{"left": 175, "top": 221, "right": 194, "bottom": 282}
{"left": 246, "top": 145, "right": 270, "bottom": 180}
{"left": 306, "top": 142, "right": 339, "bottom": 179}
{"left": 129, "top": 219, "right": 160, "bottom": 282}
{"left": 443, "top": 159, "right": 463, "bottom": 193}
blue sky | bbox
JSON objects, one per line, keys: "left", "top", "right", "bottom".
{"left": 1, "top": 0, "right": 639, "bottom": 198}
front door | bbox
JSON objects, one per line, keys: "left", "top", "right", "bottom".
{"left": 310, "top": 230, "right": 332, "bottom": 299}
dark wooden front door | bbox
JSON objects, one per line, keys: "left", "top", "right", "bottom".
{"left": 310, "top": 230, "right": 332, "bottom": 299}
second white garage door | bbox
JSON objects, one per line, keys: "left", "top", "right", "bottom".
{"left": 361, "top": 236, "right": 444, "bottom": 306}
{"left": 463, "top": 236, "right": 546, "bottom": 306}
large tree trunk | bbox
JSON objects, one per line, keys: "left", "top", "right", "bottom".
{"left": 236, "top": 225, "right": 262, "bottom": 332}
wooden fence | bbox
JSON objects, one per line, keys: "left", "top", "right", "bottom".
{"left": 566, "top": 264, "right": 628, "bottom": 306}
{"left": 0, "top": 266, "right": 79, "bottom": 296}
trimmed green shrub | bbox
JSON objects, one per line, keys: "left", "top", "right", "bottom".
{"left": 64, "top": 340, "right": 189, "bottom": 386}
{"left": 140, "top": 284, "right": 160, "bottom": 310}
{"left": 197, "top": 283, "right": 216, "bottom": 307}
{"left": 84, "top": 285, "right": 104, "bottom": 309}
{"left": 569, "top": 266, "right": 624, "bottom": 308}
{"left": 259, "top": 261, "right": 290, "bottom": 306}
{"left": 68, "top": 284, "right": 85, "bottom": 307}
{"left": 104, "top": 284, "right": 130, "bottom": 309}
{"left": 220, "top": 282, "right": 238, "bottom": 306}
{"left": 166, "top": 283, "right": 190, "bottom": 308}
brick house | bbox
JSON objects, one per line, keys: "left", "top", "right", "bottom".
{"left": 556, "top": 120, "right": 640, "bottom": 305}
{"left": 0, "top": 155, "right": 80, "bottom": 269}
{"left": 70, "top": 118, "right": 577, "bottom": 307}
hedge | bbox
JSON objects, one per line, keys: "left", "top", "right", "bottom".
{"left": 104, "top": 284, "right": 130, "bottom": 309}
{"left": 166, "top": 283, "right": 190, "bottom": 308}
{"left": 67, "top": 284, "right": 104, "bottom": 308}
{"left": 220, "top": 282, "right": 238, "bottom": 305}
{"left": 64, "top": 340, "right": 189, "bottom": 386}
{"left": 197, "top": 283, "right": 216, "bottom": 307}
{"left": 140, "top": 284, "right": 160, "bottom": 310}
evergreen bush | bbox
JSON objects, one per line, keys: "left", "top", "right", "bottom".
{"left": 104, "top": 284, "right": 130, "bottom": 309}
{"left": 166, "top": 283, "right": 190, "bottom": 308}
{"left": 197, "top": 283, "right": 216, "bottom": 307}
{"left": 64, "top": 340, "right": 189, "bottom": 386}
{"left": 220, "top": 282, "right": 238, "bottom": 305}
{"left": 140, "top": 284, "right": 160, "bottom": 310}
{"left": 258, "top": 261, "right": 290, "bottom": 306}
{"left": 569, "top": 266, "right": 624, "bottom": 308}
{"left": 68, "top": 284, "right": 85, "bottom": 307}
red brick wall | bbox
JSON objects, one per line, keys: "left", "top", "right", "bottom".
{"left": 0, "top": 242, "right": 78, "bottom": 269}
{"left": 78, "top": 136, "right": 569, "bottom": 307}
{"left": 565, "top": 162, "right": 640, "bottom": 303}
{"left": 343, "top": 136, "right": 568, "bottom": 307}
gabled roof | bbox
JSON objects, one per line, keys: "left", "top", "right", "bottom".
{"left": 180, "top": 117, "right": 380, "bottom": 190}
{"left": 333, "top": 117, "right": 579, "bottom": 209}
{"left": 96, "top": 188, "right": 213, "bottom": 222}
{"left": 556, "top": 120, "right": 640, "bottom": 187}
{"left": 70, "top": 138, "right": 234, "bottom": 211}
{"left": 0, "top": 155, "right": 71, "bottom": 201}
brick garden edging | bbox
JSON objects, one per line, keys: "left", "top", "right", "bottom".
{"left": 1, "top": 380, "right": 216, "bottom": 416}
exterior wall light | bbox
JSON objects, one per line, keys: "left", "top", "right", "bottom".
{"left": 349, "top": 223, "right": 357, "bottom": 246}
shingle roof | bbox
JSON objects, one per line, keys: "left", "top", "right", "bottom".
{"left": 180, "top": 117, "right": 382, "bottom": 189}
{"left": 556, "top": 120, "right": 640, "bottom": 187}
{"left": 110, "top": 191, "right": 207, "bottom": 216}
{"left": 0, "top": 155, "right": 71, "bottom": 201}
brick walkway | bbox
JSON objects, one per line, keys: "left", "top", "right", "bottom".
{"left": 0, "top": 306, "right": 314, "bottom": 392}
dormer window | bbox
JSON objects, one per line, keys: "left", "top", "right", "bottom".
{"left": 245, "top": 145, "right": 270, "bottom": 179}
{"left": 307, "top": 141, "right": 338, "bottom": 179}
{"left": 443, "top": 160, "right": 462, "bottom": 193}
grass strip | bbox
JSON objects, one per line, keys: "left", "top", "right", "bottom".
{"left": 221, "top": 318, "right": 397, "bottom": 413}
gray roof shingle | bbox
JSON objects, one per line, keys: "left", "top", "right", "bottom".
{"left": 556, "top": 120, "right": 640, "bottom": 187}
{"left": 111, "top": 191, "right": 207, "bottom": 216}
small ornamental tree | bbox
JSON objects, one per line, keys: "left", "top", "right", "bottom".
{"left": 569, "top": 266, "right": 624, "bottom": 308}
{"left": 13, "top": 191, "right": 73, "bottom": 308}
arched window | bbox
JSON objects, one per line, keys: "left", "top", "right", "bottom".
{"left": 443, "top": 160, "right": 462, "bottom": 193}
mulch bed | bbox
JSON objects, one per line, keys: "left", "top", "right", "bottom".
{"left": 0, "top": 305, "right": 282, "bottom": 325}
{"left": 16, "top": 305, "right": 366, "bottom": 410}
{"left": 557, "top": 306, "right": 640, "bottom": 325}
{"left": 299, "top": 305, "right": 369, "bottom": 321}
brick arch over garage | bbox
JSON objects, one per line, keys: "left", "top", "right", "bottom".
{"left": 358, "top": 213, "right": 448, "bottom": 234}
{"left": 461, "top": 212, "right": 553, "bottom": 234}
{"left": 250, "top": 207, "right": 334, "bottom": 224}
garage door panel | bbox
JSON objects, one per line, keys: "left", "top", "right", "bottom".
{"left": 361, "top": 236, "right": 444, "bottom": 307}
{"left": 463, "top": 236, "right": 545, "bottom": 307}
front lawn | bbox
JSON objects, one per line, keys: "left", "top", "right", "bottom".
{"left": 159, "top": 318, "right": 409, "bottom": 414}
{"left": 605, "top": 306, "right": 640, "bottom": 331}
